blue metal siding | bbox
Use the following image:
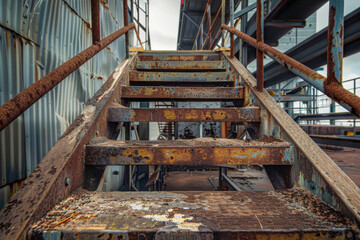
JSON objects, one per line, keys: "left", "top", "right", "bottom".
{"left": 0, "top": 0, "right": 126, "bottom": 209}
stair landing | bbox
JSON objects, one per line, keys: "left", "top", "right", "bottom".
{"left": 29, "top": 188, "right": 356, "bottom": 239}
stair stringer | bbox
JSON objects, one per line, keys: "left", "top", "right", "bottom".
{"left": 0, "top": 53, "right": 139, "bottom": 240}
{"left": 224, "top": 53, "right": 360, "bottom": 225}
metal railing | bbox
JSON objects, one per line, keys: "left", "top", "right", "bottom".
{"left": 0, "top": 0, "right": 142, "bottom": 131}
{"left": 221, "top": 0, "right": 360, "bottom": 119}
{"left": 190, "top": 0, "right": 258, "bottom": 52}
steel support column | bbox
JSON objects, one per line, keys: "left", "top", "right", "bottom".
{"left": 256, "top": 0, "right": 264, "bottom": 91}
{"left": 327, "top": 0, "right": 344, "bottom": 85}
{"left": 145, "top": 1, "right": 150, "bottom": 50}
{"left": 230, "top": 0, "right": 235, "bottom": 58}
{"left": 221, "top": 0, "right": 225, "bottom": 47}
{"left": 123, "top": 0, "right": 130, "bottom": 58}
{"left": 91, "top": 0, "right": 100, "bottom": 43}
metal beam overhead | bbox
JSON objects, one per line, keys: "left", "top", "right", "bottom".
{"left": 263, "top": 7, "right": 360, "bottom": 87}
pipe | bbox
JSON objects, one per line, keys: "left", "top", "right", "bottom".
{"left": 91, "top": 0, "right": 100, "bottom": 43}
{"left": 124, "top": 0, "right": 130, "bottom": 58}
{"left": 0, "top": 23, "right": 135, "bottom": 131}
{"left": 221, "top": 24, "right": 360, "bottom": 117}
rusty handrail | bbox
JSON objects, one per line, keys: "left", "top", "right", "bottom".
{"left": 0, "top": 22, "right": 136, "bottom": 131}
{"left": 221, "top": 24, "right": 360, "bottom": 117}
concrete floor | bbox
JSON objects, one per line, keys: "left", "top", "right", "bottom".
{"left": 162, "top": 146, "right": 360, "bottom": 191}
{"left": 324, "top": 147, "right": 360, "bottom": 187}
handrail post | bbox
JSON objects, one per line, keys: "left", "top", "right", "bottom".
{"left": 221, "top": 0, "right": 225, "bottom": 47}
{"left": 91, "top": 0, "right": 100, "bottom": 44}
{"left": 256, "top": 0, "right": 264, "bottom": 91}
{"left": 123, "top": 0, "right": 130, "bottom": 58}
{"left": 230, "top": 0, "right": 235, "bottom": 58}
{"left": 327, "top": 0, "right": 344, "bottom": 85}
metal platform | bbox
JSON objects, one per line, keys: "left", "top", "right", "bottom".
{"left": 29, "top": 188, "right": 357, "bottom": 239}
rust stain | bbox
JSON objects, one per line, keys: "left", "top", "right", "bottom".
{"left": 99, "top": 0, "right": 110, "bottom": 9}
{"left": 85, "top": 138, "right": 291, "bottom": 166}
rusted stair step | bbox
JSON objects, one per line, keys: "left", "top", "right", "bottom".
{"left": 107, "top": 106, "right": 260, "bottom": 122}
{"left": 129, "top": 70, "right": 229, "bottom": 82}
{"left": 121, "top": 86, "right": 244, "bottom": 101}
{"left": 136, "top": 60, "right": 225, "bottom": 71}
{"left": 138, "top": 52, "right": 221, "bottom": 61}
{"left": 29, "top": 190, "right": 356, "bottom": 239}
{"left": 85, "top": 137, "right": 292, "bottom": 166}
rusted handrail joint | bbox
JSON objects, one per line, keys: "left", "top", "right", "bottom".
{"left": 0, "top": 22, "right": 136, "bottom": 131}
{"left": 221, "top": 24, "right": 360, "bottom": 117}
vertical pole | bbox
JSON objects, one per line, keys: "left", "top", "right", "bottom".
{"left": 230, "top": 0, "right": 234, "bottom": 58}
{"left": 207, "top": 2, "right": 211, "bottom": 49}
{"left": 256, "top": 0, "right": 264, "bottom": 91}
{"left": 221, "top": 0, "right": 225, "bottom": 47}
{"left": 123, "top": 0, "right": 129, "bottom": 58}
{"left": 327, "top": 0, "right": 344, "bottom": 84}
{"left": 218, "top": 167, "right": 223, "bottom": 189}
{"left": 200, "top": 24, "right": 204, "bottom": 48}
{"left": 240, "top": 0, "right": 248, "bottom": 66}
{"left": 91, "top": 0, "right": 100, "bottom": 44}
{"left": 145, "top": 1, "right": 149, "bottom": 50}
{"left": 354, "top": 79, "right": 356, "bottom": 135}
{"left": 137, "top": 0, "right": 140, "bottom": 33}
{"left": 130, "top": 0, "right": 134, "bottom": 46}
{"left": 330, "top": 100, "right": 335, "bottom": 125}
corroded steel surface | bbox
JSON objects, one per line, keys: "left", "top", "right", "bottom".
{"left": 29, "top": 189, "right": 357, "bottom": 239}
{"left": 136, "top": 60, "right": 225, "bottom": 70}
{"left": 256, "top": 0, "right": 264, "bottom": 91}
{"left": 129, "top": 70, "right": 228, "bottom": 82}
{"left": 0, "top": 23, "right": 135, "bottom": 131}
{"left": 327, "top": 1, "right": 344, "bottom": 84}
{"left": 85, "top": 137, "right": 292, "bottom": 165}
{"left": 121, "top": 86, "right": 244, "bottom": 100}
{"left": 107, "top": 107, "right": 260, "bottom": 122}
{"left": 0, "top": 55, "right": 138, "bottom": 240}
{"left": 91, "top": 0, "right": 100, "bottom": 43}
{"left": 138, "top": 53, "right": 220, "bottom": 61}
{"left": 224, "top": 53, "right": 360, "bottom": 224}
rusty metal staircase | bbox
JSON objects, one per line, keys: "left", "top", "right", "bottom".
{"left": 1, "top": 50, "right": 360, "bottom": 239}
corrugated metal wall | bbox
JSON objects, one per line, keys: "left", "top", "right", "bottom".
{"left": 0, "top": 0, "right": 127, "bottom": 209}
